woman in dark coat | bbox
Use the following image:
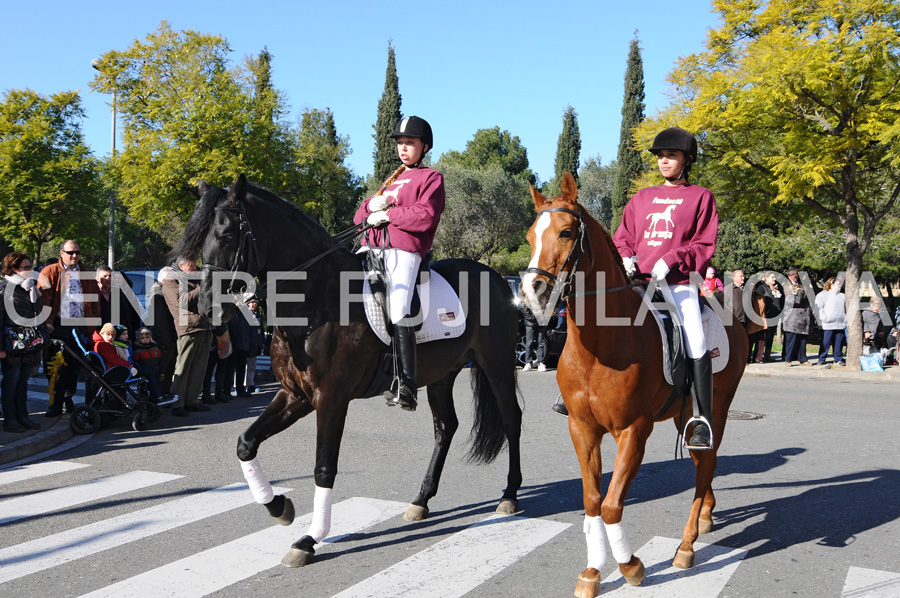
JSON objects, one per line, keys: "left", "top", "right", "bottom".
{"left": 782, "top": 268, "right": 812, "bottom": 366}
{"left": 0, "top": 252, "right": 44, "bottom": 432}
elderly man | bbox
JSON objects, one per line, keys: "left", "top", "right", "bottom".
{"left": 724, "top": 269, "right": 746, "bottom": 329}
{"left": 39, "top": 240, "right": 101, "bottom": 416}
{"left": 162, "top": 256, "right": 213, "bottom": 417}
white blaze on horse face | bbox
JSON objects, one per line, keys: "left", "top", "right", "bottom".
{"left": 523, "top": 212, "right": 552, "bottom": 311}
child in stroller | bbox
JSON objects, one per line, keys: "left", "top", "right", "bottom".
{"left": 94, "top": 323, "right": 165, "bottom": 403}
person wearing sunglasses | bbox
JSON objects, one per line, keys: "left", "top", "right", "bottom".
{"left": 38, "top": 240, "right": 101, "bottom": 417}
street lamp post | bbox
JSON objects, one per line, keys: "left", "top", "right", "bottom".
{"left": 92, "top": 58, "right": 116, "bottom": 268}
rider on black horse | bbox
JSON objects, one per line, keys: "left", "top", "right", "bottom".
{"left": 353, "top": 116, "right": 445, "bottom": 412}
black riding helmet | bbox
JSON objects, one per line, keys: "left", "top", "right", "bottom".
{"left": 648, "top": 127, "right": 698, "bottom": 162}
{"left": 391, "top": 116, "right": 433, "bottom": 152}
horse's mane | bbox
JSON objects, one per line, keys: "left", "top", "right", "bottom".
{"left": 170, "top": 180, "right": 337, "bottom": 263}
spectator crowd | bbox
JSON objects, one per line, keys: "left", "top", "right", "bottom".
{"left": 1, "top": 240, "right": 266, "bottom": 432}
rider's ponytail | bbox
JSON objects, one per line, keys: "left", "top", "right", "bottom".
{"left": 380, "top": 164, "right": 407, "bottom": 193}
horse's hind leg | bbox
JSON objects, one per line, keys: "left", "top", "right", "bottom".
{"left": 238, "top": 388, "right": 314, "bottom": 526}
{"left": 404, "top": 371, "right": 461, "bottom": 521}
{"left": 477, "top": 358, "right": 522, "bottom": 514}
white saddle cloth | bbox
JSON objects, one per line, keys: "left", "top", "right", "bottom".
{"left": 647, "top": 301, "right": 731, "bottom": 375}
{"left": 363, "top": 269, "right": 466, "bottom": 346}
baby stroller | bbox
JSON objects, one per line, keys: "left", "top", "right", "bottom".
{"left": 63, "top": 329, "right": 162, "bottom": 433}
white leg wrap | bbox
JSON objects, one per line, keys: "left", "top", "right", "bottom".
{"left": 604, "top": 521, "right": 633, "bottom": 564}
{"left": 584, "top": 515, "right": 607, "bottom": 571}
{"left": 305, "top": 486, "right": 333, "bottom": 543}
{"left": 240, "top": 457, "right": 274, "bottom": 505}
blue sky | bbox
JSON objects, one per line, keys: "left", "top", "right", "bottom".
{"left": 1, "top": 0, "right": 722, "bottom": 184}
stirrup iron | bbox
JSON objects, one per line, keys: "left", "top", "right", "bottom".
{"left": 682, "top": 416, "right": 714, "bottom": 451}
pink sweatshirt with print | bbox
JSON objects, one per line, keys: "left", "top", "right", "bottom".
{"left": 613, "top": 183, "right": 718, "bottom": 285}
{"left": 354, "top": 166, "right": 445, "bottom": 258}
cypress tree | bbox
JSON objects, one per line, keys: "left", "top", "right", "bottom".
{"left": 553, "top": 105, "right": 581, "bottom": 189}
{"left": 372, "top": 40, "right": 402, "bottom": 183}
{"left": 611, "top": 35, "right": 646, "bottom": 228}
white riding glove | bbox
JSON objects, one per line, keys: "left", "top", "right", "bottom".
{"left": 622, "top": 256, "right": 637, "bottom": 277}
{"left": 650, "top": 259, "right": 670, "bottom": 281}
{"left": 130, "top": 366, "right": 139, "bottom": 377}
{"left": 367, "top": 211, "right": 390, "bottom": 227}
{"left": 368, "top": 195, "right": 389, "bottom": 212}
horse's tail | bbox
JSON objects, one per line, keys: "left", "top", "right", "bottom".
{"left": 466, "top": 361, "right": 507, "bottom": 464}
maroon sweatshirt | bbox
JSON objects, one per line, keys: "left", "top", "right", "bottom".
{"left": 354, "top": 166, "right": 445, "bottom": 258}
{"left": 613, "top": 183, "right": 718, "bottom": 285}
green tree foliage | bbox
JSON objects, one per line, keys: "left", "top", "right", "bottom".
{"left": 439, "top": 127, "right": 534, "bottom": 185}
{"left": 289, "top": 108, "right": 360, "bottom": 233}
{"left": 431, "top": 163, "right": 532, "bottom": 262}
{"left": 578, "top": 156, "right": 617, "bottom": 230}
{"left": 641, "top": 0, "right": 900, "bottom": 368}
{"left": 0, "top": 89, "right": 103, "bottom": 259}
{"left": 90, "top": 22, "right": 292, "bottom": 228}
{"left": 550, "top": 105, "right": 581, "bottom": 194}
{"left": 372, "top": 41, "right": 402, "bottom": 184}
{"left": 611, "top": 35, "right": 646, "bottom": 230}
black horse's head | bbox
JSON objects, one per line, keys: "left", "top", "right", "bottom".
{"left": 175, "top": 174, "right": 265, "bottom": 323}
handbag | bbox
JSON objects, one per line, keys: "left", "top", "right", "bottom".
{"left": 4, "top": 325, "right": 47, "bottom": 354}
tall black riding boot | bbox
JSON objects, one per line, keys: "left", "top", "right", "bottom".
{"left": 687, "top": 351, "right": 714, "bottom": 449}
{"left": 391, "top": 324, "right": 418, "bottom": 412}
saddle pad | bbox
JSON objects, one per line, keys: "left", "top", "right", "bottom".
{"left": 649, "top": 306, "right": 730, "bottom": 375}
{"left": 363, "top": 269, "right": 466, "bottom": 346}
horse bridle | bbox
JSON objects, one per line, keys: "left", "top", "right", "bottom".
{"left": 525, "top": 206, "right": 649, "bottom": 298}
{"left": 202, "top": 204, "right": 258, "bottom": 296}
{"left": 524, "top": 207, "right": 593, "bottom": 300}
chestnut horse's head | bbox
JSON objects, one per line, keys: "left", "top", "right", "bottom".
{"left": 522, "top": 171, "right": 584, "bottom": 313}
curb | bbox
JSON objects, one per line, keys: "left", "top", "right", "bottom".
{"left": 0, "top": 416, "right": 74, "bottom": 467}
{"left": 744, "top": 362, "right": 899, "bottom": 381}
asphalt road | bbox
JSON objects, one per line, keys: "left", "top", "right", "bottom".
{"left": 1, "top": 370, "right": 898, "bottom": 597}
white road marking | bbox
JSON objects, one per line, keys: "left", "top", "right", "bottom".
{"left": 842, "top": 566, "right": 900, "bottom": 597}
{"left": 79, "top": 496, "right": 406, "bottom": 598}
{"left": 0, "top": 470, "right": 181, "bottom": 525}
{"left": 599, "top": 536, "right": 747, "bottom": 597}
{"left": 0, "top": 482, "right": 289, "bottom": 583}
{"left": 332, "top": 513, "right": 571, "bottom": 598}
{"left": 0, "top": 460, "right": 90, "bottom": 485}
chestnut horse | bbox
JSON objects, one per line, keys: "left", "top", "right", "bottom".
{"left": 522, "top": 173, "right": 747, "bottom": 598}
{"left": 174, "top": 175, "right": 523, "bottom": 568}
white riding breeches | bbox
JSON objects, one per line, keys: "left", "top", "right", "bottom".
{"left": 364, "top": 247, "right": 422, "bottom": 324}
{"left": 659, "top": 283, "right": 706, "bottom": 358}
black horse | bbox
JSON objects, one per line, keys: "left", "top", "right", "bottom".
{"left": 173, "top": 174, "right": 523, "bottom": 567}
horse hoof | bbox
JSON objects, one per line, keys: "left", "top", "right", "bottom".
{"left": 619, "top": 556, "right": 645, "bottom": 586}
{"left": 672, "top": 547, "right": 695, "bottom": 569}
{"left": 699, "top": 517, "right": 714, "bottom": 534}
{"left": 403, "top": 504, "right": 429, "bottom": 521}
{"left": 496, "top": 499, "right": 518, "bottom": 515}
{"left": 281, "top": 547, "right": 314, "bottom": 568}
{"left": 276, "top": 497, "right": 295, "bottom": 526}
{"left": 574, "top": 568, "right": 601, "bottom": 598}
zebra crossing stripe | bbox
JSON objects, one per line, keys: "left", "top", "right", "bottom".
{"left": 0, "top": 482, "right": 289, "bottom": 584}
{"left": 78, "top": 496, "right": 407, "bottom": 598}
{"left": 332, "top": 513, "right": 571, "bottom": 598}
{"left": 842, "top": 566, "right": 900, "bottom": 597}
{"left": 599, "top": 536, "right": 747, "bottom": 597}
{"left": 0, "top": 460, "right": 90, "bottom": 486}
{"left": 0, "top": 470, "right": 181, "bottom": 525}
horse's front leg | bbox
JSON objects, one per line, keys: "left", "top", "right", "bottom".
{"left": 238, "top": 387, "right": 314, "bottom": 526}
{"left": 568, "top": 414, "right": 608, "bottom": 598}
{"left": 404, "top": 374, "right": 460, "bottom": 521}
{"left": 599, "top": 423, "right": 652, "bottom": 589}
{"left": 281, "top": 392, "right": 351, "bottom": 568}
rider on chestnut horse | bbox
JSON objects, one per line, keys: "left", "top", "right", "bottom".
{"left": 612, "top": 126, "right": 719, "bottom": 449}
